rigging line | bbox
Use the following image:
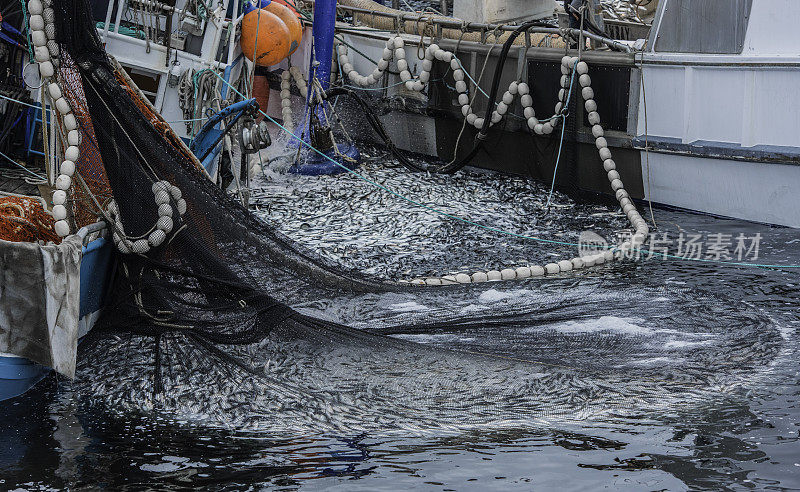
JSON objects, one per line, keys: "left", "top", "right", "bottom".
{"left": 637, "top": 51, "right": 657, "bottom": 229}
{"left": 250, "top": 6, "right": 261, "bottom": 99}
{"left": 40, "top": 86, "right": 52, "bottom": 185}
{"left": 342, "top": 80, "right": 406, "bottom": 91}
{"left": 545, "top": 62, "right": 578, "bottom": 211}
{"left": 446, "top": 35, "right": 498, "bottom": 167}
{"left": 17, "top": 0, "right": 34, "bottom": 62}
{"left": 166, "top": 117, "right": 207, "bottom": 123}
{"left": 455, "top": 57, "right": 491, "bottom": 100}
{"left": 545, "top": 114, "right": 567, "bottom": 212}
{"left": 212, "top": 71, "right": 800, "bottom": 271}
{"left": 82, "top": 76, "right": 162, "bottom": 181}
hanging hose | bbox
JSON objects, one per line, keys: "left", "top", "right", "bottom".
{"left": 325, "top": 86, "right": 428, "bottom": 172}
{"left": 434, "top": 20, "right": 552, "bottom": 174}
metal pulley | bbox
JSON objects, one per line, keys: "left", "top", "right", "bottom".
{"left": 239, "top": 118, "right": 271, "bottom": 154}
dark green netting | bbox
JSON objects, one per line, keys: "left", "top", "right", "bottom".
{"left": 51, "top": 0, "right": 786, "bottom": 433}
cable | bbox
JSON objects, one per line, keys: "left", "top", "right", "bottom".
{"left": 324, "top": 86, "right": 425, "bottom": 172}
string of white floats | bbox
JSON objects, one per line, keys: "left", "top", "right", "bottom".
{"left": 108, "top": 181, "right": 187, "bottom": 254}
{"left": 404, "top": 56, "right": 649, "bottom": 284}
{"left": 335, "top": 36, "right": 573, "bottom": 135}
{"left": 332, "top": 40, "right": 649, "bottom": 282}
{"left": 27, "top": 0, "right": 80, "bottom": 238}
{"left": 279, "top": 66, "right": 308, "bottom": 133}
{"left": 27, "top": 0, "right": 189, "bottom": 246}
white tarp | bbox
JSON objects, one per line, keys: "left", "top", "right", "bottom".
{"left": 0, "top": 235, "right": 83, "bottom": 378}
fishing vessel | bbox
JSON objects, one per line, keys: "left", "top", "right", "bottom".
{"left": 0, "top": 1, "right": 205, "bottom": 399}
{"left": 0, "top": 0, "right": 275, "bottom": 399}
{"left": 0, "top": 0, "right": 797, "bottom": 401}
{"left": 79, "top": 0, "right": 800, "bottom": 226}
{"left": 290, "top": 0, "right": 798, "bottom": 227}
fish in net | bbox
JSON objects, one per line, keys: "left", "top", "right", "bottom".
{"left": 49, "top": 0, "right": 788, "bottom": 433}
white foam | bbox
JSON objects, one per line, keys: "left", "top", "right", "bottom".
{"left": 162, "top": 456, "right": 189, "bottom": 463}
{"left": 629, "top": 357, "right": 674, "bottom": 367}
{"left": 459, "top": 304, "right": 483, "bottom": 314}
{"left": 140, "top": 462, "right": 181, "bottom": 472}
{"left": 392, "top": 333, "right": 476, "bottom": 344}
{"left": 548, "top": 316, "right": 653, "bottom": 336}
{"left": 388, "top": 301, "right": 429, "bottom": 312}
{"left": 663, "top": 340, "right": 713, "bottom": 349}
{"left": 478, "top": 289, "right": 530, "bottom": 304}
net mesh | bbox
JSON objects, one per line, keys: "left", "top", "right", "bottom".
{"left": 59, "top": 52, "right": 114, "bottom": 228}
{"left": 50, "top": 0, "right": 787, "bottom": 433}
{"left": 0, "top": 194, "right": 59, "bottom": 243}
{"left": 53, "top": 0, "right": 402, "bottom": 362}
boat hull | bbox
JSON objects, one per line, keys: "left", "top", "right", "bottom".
{"left": 0, "top": 356, "right": 50, "bottom": 401}
{"left": 635, "top": 147, "right": 800, "bottom": 227}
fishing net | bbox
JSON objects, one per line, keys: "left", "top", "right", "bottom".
{"left": 0, "top": 194, "right": 59, "bottom": 243}
{"left": 51, "top": 0, "right": 787, "bottom": 433}
{"left": 58, "top": 52, "right": 114, "bottom": 229}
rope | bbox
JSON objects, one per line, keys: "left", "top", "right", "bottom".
{"left": 446, "top": 37, "right": 497, "bottom": 167}
{"left": 188, "top": 68, "right": 221, "bottom": 139}
{"left": 636, "top": 51, "right": 657, "bottom": 229}
{"left": 342, "top": 80, "right": 406, "bottom": 91}
{"left": 95, "top": 21, "right": 146, "bottom": 39}
{"left": 18, "top": 0, "right": 34, "bottom": 63}
{"left": 0, "top": 91, "right": 45, "bottom": 110}
{"left": 211, "top": 71, "right": 800, "bottom": 271}
{"left": 545, "top": 113, "right": 568, "bottom": 212}
{"left": 544, "top": 62, "right": 579, "bottom": 211}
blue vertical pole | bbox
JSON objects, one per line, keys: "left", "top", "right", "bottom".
{"left": 290, "top": 0, "right": 360, "bottom": 175}
{"left": 312, "top": 0, "right": 337, "bottom": 91}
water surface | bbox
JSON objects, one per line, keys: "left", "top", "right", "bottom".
{"left": 2, "top": 162, "right": 799, "bottom": 490}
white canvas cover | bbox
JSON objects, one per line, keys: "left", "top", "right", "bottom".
{"left": 0, "top": 235, "right": 83, "bottom": 378}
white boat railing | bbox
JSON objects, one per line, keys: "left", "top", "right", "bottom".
{"left": 77, "top": 221, "right": 108, "bottom": 245}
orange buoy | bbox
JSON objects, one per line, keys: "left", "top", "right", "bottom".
{"left": 263, "top": 1, "right": 303, "bottom": 56}
{"left": 272, "top": 0, "right": 302, "bottom": 20}
{"left": 240, "top": 8, "right": 291, "bottom": 67}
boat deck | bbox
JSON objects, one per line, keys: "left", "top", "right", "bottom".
{"left": 0, "top": 167, "right": 41, "bottom": 197}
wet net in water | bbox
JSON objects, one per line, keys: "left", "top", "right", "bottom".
{"left": 52, "top": 0, "right": 788, "bottom": 434}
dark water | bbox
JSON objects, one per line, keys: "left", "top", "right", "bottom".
{"left": 2, "top": 204, "right": 800, "bottom": 490}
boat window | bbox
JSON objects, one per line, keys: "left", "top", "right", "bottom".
{"left": 652, "top": 0, "right": 753, "bottom": 54}
{"left": 121, "top": 66, "right": 161, "bottom": 105}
